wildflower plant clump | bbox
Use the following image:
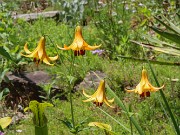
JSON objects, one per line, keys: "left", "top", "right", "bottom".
{"left": 1, "top": 1, "right": 179, "bottom": 133}
{"left": 16, "top": 23, "right": 178, "bottom": 135}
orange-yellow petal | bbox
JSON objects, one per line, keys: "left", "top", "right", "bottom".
{"left": 104, "top": 99, "right": 115, "bottom": 108}
{"left": 126, "top": 89, "right": 135, "bottom": 93}
{"left": 107, "top": 98, "right": 114, "bottom": 103}
{"left": 83, "top": 97, "right": 95, "bottom": 102}
{"left": 24, "top": 43, "right": 32, "bottom": 54}
{"left": 149, "top": 84, "right": 165, "bottom": 91}
{"left": 57, "top": 45, "right": 71, "bottom": 50}
{"left": 49, "top": 55, "right": 58, "bottom": 61}
{"left": 43, "top": 57, "right": 53, "bottom": 66}
{"left": 82, "top": 89, "right": 91, "bottom": 98}
{"left": 85, "top": 44, "right": 101, "bottom": 50}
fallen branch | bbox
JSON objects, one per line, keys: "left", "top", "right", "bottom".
{"left": 12, "top": 11, "right": 60, "bottom": 21}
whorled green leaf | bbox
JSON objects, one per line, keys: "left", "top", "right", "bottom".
{"left": 0, "top": 46, "right": 12, "bottom": 60}
{"left": 24, "top": 100, "right": 53, "bottom": 127}
{"left": 60, "top": 118, "right": 86, "bottom": 134}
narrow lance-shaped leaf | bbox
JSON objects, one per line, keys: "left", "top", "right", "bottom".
{"left": 0, "top": 46, "right": 12, "bottom": 60}
{"left": 150, "top": 26, "right": 180, "bottom": 45}
{"left": 154, "top": 16, "right": 180, "bottom": 34}
{"left": 131, "top": 40, "right": 180, "bottom": 56}
{"left": 162, "top": 16, "right": 180, "bottom": 34}
{"left": 144, "top": 35, "right": 180, "bottom": 50}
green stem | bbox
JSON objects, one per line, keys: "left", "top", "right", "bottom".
{"left": 130, "top": 117, "right": 133, "bottom": 135}
{"left": 69, "top": 88, "right": 75, "bottom": 128}
{"left": 69, "top": 54, "right": 75, "bottom": 128}
{"left": 35, "top": 125, "right": 48, "bottom": 135}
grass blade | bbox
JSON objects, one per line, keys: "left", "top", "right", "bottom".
{"left": 0, "top": 46, "right": 12, "bottom": 60}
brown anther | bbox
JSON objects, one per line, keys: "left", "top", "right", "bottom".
{"left": 140, "top": 92, "right": 151, "bottom": 98}
{"left": 74, "top": 50, "right": 85, "bottom": 56}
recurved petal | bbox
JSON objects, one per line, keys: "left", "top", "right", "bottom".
{"left": 83, "top": 97, "right": 95, "bottom": 102}
{"left": 107, "top": 98, "right": 114, "bottom": 103}
{"left": 21, "top": 52, "right": 28, "bottom": 57}
{"left": 57, "top": 45, "right": 71, "bottom": 50}
{"left": 126, "top": 89, "right": 135, "bottom": 93}
{"left": 83, "top": 89, "right": 92, "bottom": 98}
{"left": 21, "top": 52, "right": 35, "bottom": 58}
{"left": 85, "top": 44, "right": 101, "bottom": 50}
{"left": 24, "top": 43, "right": 32, "bottom": 54}
{"left": 49, "top": 55, "right": 58, "bottom": 61}
{"left": 149, "top": 84, "right": 165, "bottom": 92}
{"left": 43, "top": 57, "right": 54, "bottom": 66}
{"left": 104, "top": 99, "right": 115, "bottom": 108}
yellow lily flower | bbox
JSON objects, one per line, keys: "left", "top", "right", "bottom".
{"left": 83, "top": 80, "right": 114, "bottom": 108}
{"left": 126, "top": 69, "right": 164, "bottom": 98}
{"left": 57, "top": 26, "right": 101, "bottom": 56}
{"left": 21, "top": 37, "right": 58, "bottom": 65}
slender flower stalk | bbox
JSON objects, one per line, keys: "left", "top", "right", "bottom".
{"left": 21, "top": 36, "right": 58, "bottom": 65}
{"left": 57, "top": 26, "right": 101, "bottom": 56}
{"left": 126, "top": 69, "right": 164, "bottom": 98}
{"left": 83, "top": 80, "right": 114, "bottom": 108}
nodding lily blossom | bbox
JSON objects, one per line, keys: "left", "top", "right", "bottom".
{"left": 21, "top": 37, "right": 58, "bottom": 66}
{"left": 126, "top": 69, "right": 164, "bottom": 98}
{"left": 57, "top": 26, "right": 101, "bottom": 56}
{"left": 83, "top": 80, "right": 114, "bottom": 108}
